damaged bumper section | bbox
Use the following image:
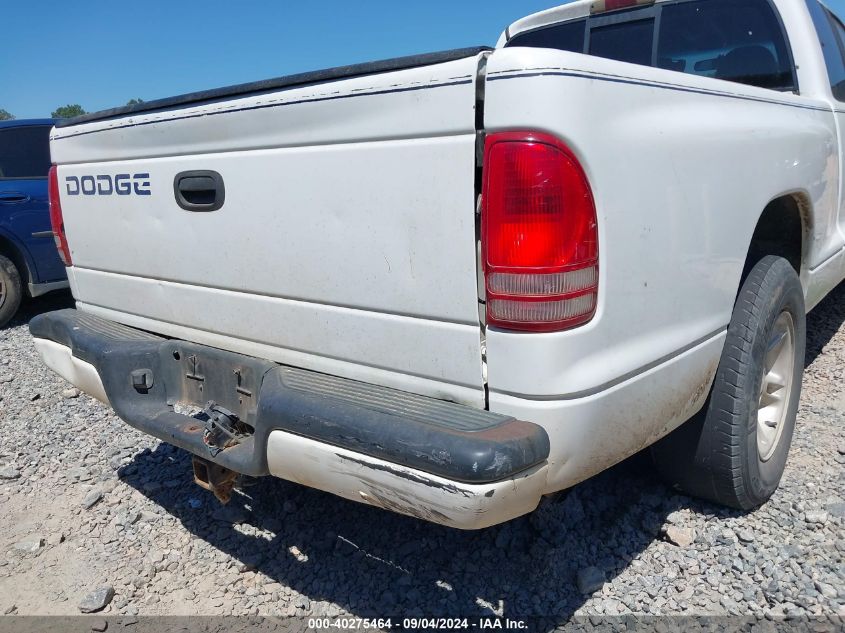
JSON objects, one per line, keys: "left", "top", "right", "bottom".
{"left": 30, "top": 309, "right": 550, "bottom": 528}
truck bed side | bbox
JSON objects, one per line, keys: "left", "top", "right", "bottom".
{"left": 483, "top": 46, "right": 839, "bottom": 488}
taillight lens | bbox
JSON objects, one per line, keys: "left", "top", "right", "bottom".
{"left": 590, "top": 0, "right": 655, "bottom": 14}
{"left": 481, "top": 132, "right": 598, "bottom": 332}
{"left": 48, "top": 165, "right": 72, "bottom": 266}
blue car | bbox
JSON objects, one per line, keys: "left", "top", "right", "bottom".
{"left": 0, "top": 119, "right": 68, "bottom": 326}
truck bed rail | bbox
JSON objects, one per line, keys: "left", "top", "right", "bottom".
{"left": 55, "top": 46, "right": 492, "bottom": 128}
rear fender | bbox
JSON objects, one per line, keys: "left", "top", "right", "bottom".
{"left": 0, "top": 228, "right": 36, "bottom": 288}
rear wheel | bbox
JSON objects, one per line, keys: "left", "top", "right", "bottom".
{"left": 0, "top": 254, "right": 23, "bottom": 328}
{"left": 652, "top": 255, "right": 805, "bottom": 510}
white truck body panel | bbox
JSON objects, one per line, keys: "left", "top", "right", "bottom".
{"left": 483, "top": 45, "right": 840, "bottom": 401}
{"left": 36, "top": 0, "right": 845, "bottom": 527}
{"left": 53, "top": 56, "right": 487, "bottom": 407}
{"left": 49, "top": 57, "right": 482, "bottom": 164}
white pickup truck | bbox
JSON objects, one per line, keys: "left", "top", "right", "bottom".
{"left": 33, "top": 0, "right": 845, "bottom": 529}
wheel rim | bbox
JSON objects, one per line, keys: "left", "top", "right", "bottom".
{"left": 757, "top": 311, "right": 795, "bottom": 462}
{"left": 0, "top": 276, "right": 5, "bottom": 311}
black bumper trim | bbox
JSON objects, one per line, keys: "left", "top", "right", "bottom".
{"left": 30, "top": 309, "right": 550, "bottom": 483}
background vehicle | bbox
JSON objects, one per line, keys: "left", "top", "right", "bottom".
{"left": 32, "top": 0, "right": 845, "bottom": 528}
{"left": 0, "top": 119, "right": 68, "bottom": 326}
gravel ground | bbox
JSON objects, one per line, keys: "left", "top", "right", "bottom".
{"left": 0, "top": 288, "right": 843, "bottom": 621}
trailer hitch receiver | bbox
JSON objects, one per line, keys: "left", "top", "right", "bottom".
{"left": 192, "top": 456, "right": 239, "bottom": 504}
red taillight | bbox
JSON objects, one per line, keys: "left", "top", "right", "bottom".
{"left": 48, "top": 165, "right": 72, "bottom": 266}
{"left": 590, "top": 0, "right": 655, "bottom": 14}
{"left": 481, "top": 132, "right": 598, "bottom": 332}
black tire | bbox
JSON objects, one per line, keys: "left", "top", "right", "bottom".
{"left": 0, "top": 254, "right": 23, "bottom": 328}
{"left": 652, "top": 255, "right": 805, "bottom": 510}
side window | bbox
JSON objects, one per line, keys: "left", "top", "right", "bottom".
{"left": 807, "top": 0, "right": 845, "bottom": 101}
{"left": 589, "top": 19, "right": 654, "bottom": 66}
{"left": 0, "top": 126, "right": 52, "bottom": 179}
{"left": 507, "top": 20, "right": 586, "bottom": 53}
{"left": 506, "top": 0, "right": 796, "bottom": 92}
{"left": 657, "top": 0, "right": 795, "bottom": 91}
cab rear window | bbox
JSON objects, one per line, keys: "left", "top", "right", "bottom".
{"left": 507, "top": 19, "right": 586, "bottom": 53}
{"left": 506, "top": 0, "right": 796, "bottom": 93}
{"left": 590, "top": 19, "right": 654, "bottom": 66}
{"left": 658, "top": 0, "right": 794, "bottom": 90}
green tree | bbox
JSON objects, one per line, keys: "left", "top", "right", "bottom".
{"left": 51, "top": 104, "right": 86, "bottom": 118}
{"left": 126, "top": 98, "right": 144, "bottom": 106}
{"left": 0, "top": 109, "right": 14, "bottom": 121}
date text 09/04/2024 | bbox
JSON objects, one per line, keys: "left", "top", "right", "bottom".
{"left": 307, "top": 617, "right": 528, "bottom": 630}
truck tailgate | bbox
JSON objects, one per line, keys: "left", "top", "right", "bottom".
{"left": 50, "top": 52, "right": 487, "bottom": 406}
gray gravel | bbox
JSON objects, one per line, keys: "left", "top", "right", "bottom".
{"left": 0, "top": 288, "right": 843, "bottom": 619}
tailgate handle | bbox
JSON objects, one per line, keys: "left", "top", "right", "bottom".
{"left": 174, "top": 171, "right": 225, "bottom": 212}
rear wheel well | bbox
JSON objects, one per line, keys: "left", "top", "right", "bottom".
{"left": 743, "top": 195, "right": 806, "bottom": 284}
{"left": 0, "top": 235, "right": 32, "bottom": 288}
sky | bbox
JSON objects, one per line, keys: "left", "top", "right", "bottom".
{"left": 0, "top": 1, "right": 557, "bottom": 119}
{"left": 6, "top": 0, "right": 845, "bottom": 120}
